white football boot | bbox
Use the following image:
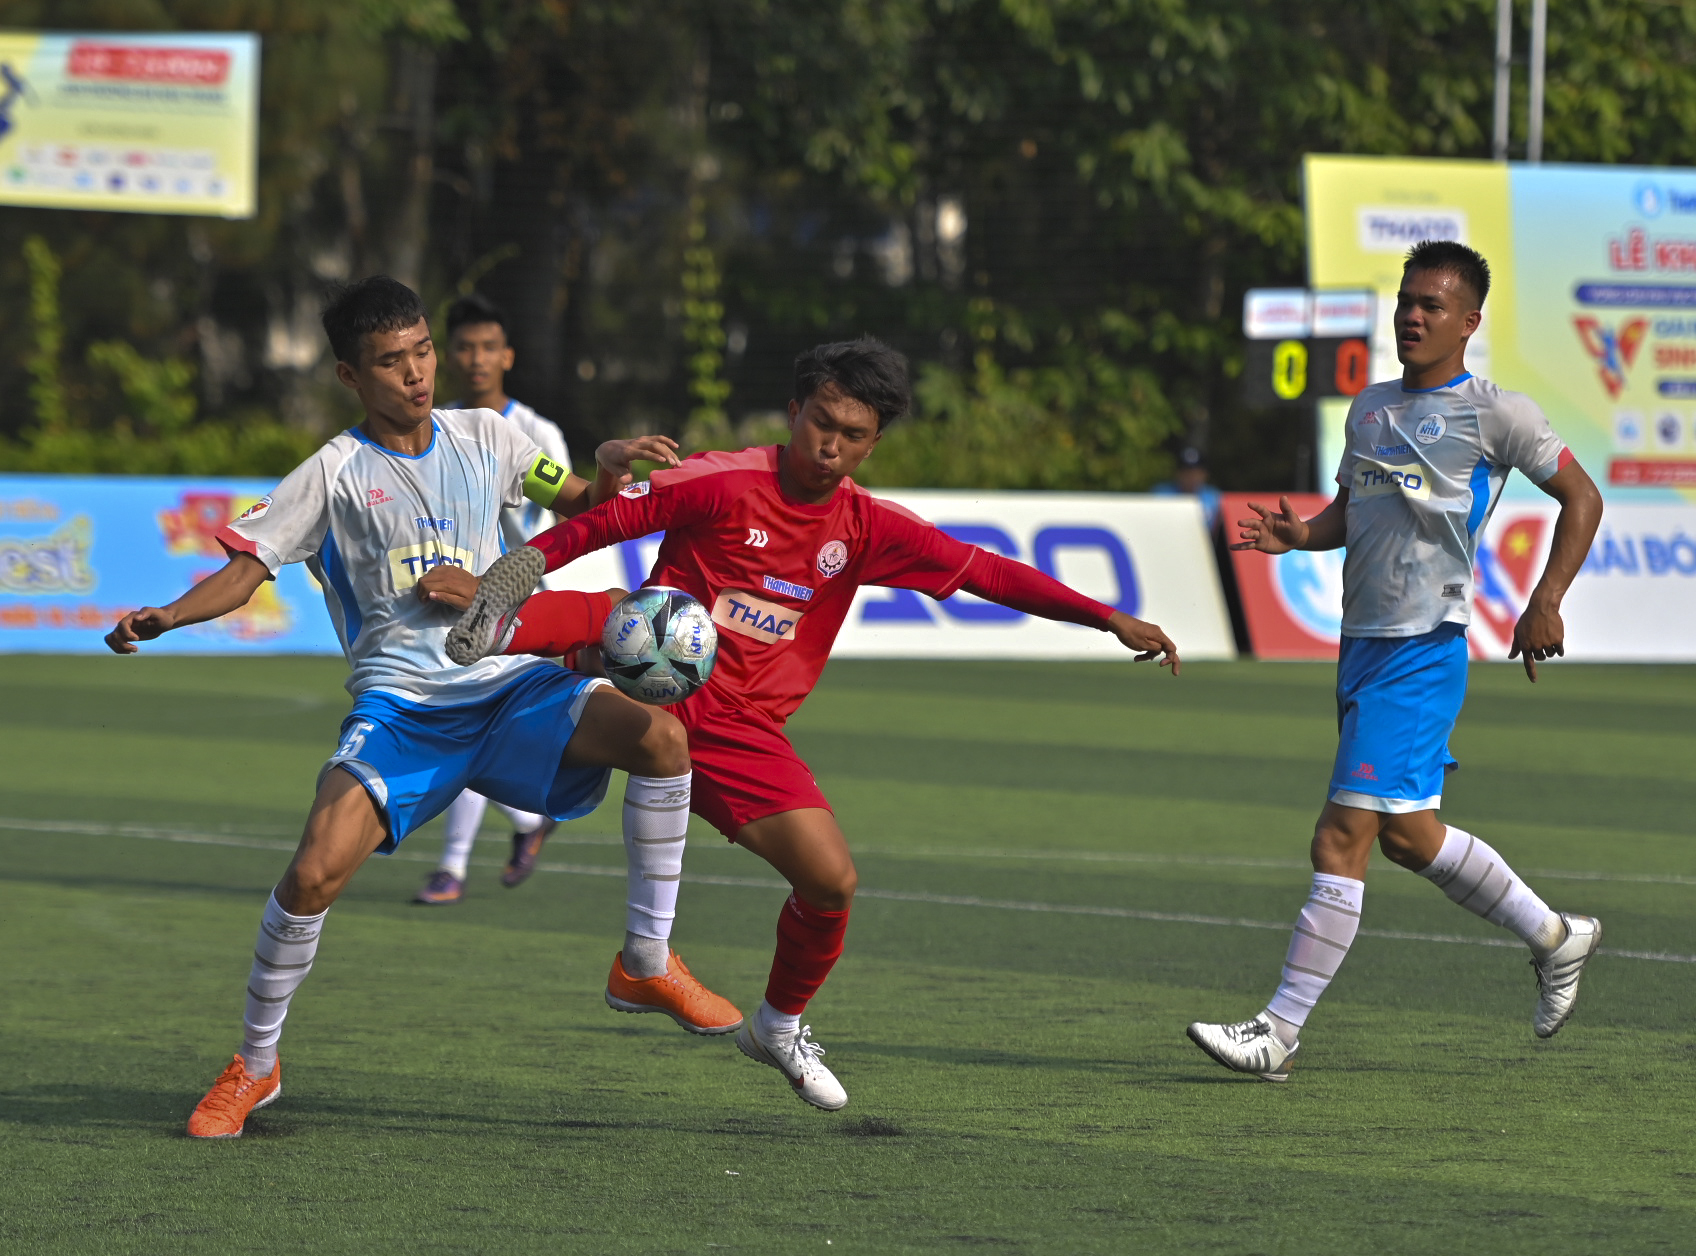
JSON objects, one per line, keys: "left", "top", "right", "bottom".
{"left": 445, "top": 545, "right": 546, "bottom": 666}
{"left": 735, "top": 1021, "right": 848, "bottom": 1111}
{"left": 1186, "top": 1016, "right": 1299, "bottom": 1082}
{"left": 1532, "top": 913, "right": 1603, "bottom": 1038}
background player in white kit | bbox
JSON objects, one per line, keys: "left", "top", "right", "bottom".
{"left": 1188, "top": 241, "right": 1606, "bottom": 1081}
{"left": 105, "top": 277, "right": 740, "bottom": 1139}
{"left": 413, "top": 293, "right": 580, "bottom": 905}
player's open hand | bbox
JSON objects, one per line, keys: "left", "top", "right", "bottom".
{"left": 417, "top": 564, "right": 479, "bottom": 611}
{"left": 1230, "top": 496, "right": 1308, "bottom": 554}
{"left": 597, "top": 435, "right": 682, "bottom": 487}
{"left": 1107, "top": 610, "right": 1180, "bottom": 675}
{"left": 105, "top": 606, "right": 175, "bottom": 654}
{"left": 1508, "top": 598, "right": 1565, "bottom": 683}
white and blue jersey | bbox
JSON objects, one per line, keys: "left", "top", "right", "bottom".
{"left": 443, "top": 397, "right": 571, "bottom": 552}
{"left": 216, "top": 407, "right": 550, "bottom": 705}
{"left": 1336, "top": 373, "right": 1568, "bottom": 638}
{"left": 1325, "top": 372, "right": 1570, "bottom": 813}
{"left": 215, "top": 408, "right": 611, "bottom": 845}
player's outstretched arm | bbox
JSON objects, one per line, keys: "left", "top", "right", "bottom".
{"left": 521, "top": 436, "right": 682, "bottom": 521}
{"left": 1510, "top": 460, "right": 1603, "bottom": 683}
{"left": 1230, "top": 492, "right": 1348, "bottom": 554}
{"left": 105, "top": 552, "right": 270, "bottom": 654}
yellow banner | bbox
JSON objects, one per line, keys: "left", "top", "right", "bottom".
{"left": 0, "top": 30, "right": 257, "bottom": 218}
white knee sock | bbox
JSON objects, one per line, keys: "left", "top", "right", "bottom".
{"left": 241, "top": 893, "right": 328, "bottom": 1078}
{"left": 1264, "top": 873, "right": 1365, "bottom": 1041}
{"left": 439, "top": 790, "right": 488, "bottom": 879}
{"left": 492, "top": 801, "right": 548, "bottom": 834}
{"left": 1419, "top": 825, "right": 1565, "bottom": 954}
{"left": 622, "top": 773, "right": 691, "bottom": 978}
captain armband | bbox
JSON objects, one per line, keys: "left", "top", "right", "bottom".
{"left": 522, "top": 453, "right": 570, "bottom": 508}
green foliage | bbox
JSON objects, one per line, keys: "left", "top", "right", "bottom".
{"left": 21, "top": 235, "right": 66, "bottom": 437}
{"left": 860, "top": 349, "right": 1178, "bottom": 492}
{"left": 680, "top": 195, "right": 734, "bottom": 449}
{"left": 3, "top": 236, "right": 321, "bottom": 476}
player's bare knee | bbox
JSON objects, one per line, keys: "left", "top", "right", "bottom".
{"left": 640, "top": 710, "right": 690, "bottom": 777}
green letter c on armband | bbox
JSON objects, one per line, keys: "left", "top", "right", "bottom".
{"left": 524, "top": 455, "right": 567, "bottom": 506}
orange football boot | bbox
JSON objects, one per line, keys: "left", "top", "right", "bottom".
{"left": 605, "top": 950, "right": 743, "bottom": 1035}
{"left": 186, "top": 1055, "right": 281, "bottom": 1139}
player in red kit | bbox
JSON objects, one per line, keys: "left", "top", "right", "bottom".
{"left": 446, "top": 338, "right": 1180, "bottom": 1110}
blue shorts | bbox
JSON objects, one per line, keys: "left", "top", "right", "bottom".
{"left": 1328, "top": 622, "right": 1468, "bottom": 814}
{"left": 320, "top": 665, "right": 612, "bottom": 851}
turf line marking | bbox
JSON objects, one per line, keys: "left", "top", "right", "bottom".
{"left": 8, "top": 818, "right": 1696, "bottom": 965}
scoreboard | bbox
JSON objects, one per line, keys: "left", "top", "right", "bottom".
{"left": 1241, "top": 288, "right": 1374, "bottom": 408}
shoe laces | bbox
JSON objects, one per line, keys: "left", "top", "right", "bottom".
{"left": 786, "top": 1025, "right": 827, "bottom": 1072}
{"left": 1223, "top": 1018, "right": 1273, "bottom": 1045}
{"left": 201, "top": 1059, "right": 260, "bottom": 1116}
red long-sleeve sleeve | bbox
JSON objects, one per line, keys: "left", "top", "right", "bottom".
{"left": 526, "top": 477, "right": 722, "bottom": 573}
{"left": 957, "top": 549, "right": 1117, "bottom": 629}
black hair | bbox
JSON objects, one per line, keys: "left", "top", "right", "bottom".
{"left": 321, "top": 276, "right": 429, "bottom": 366}
{"left": 446, "top": 291, "right": 507, "bottom": 339}
{"left": 793, "top": 336, "right": 911, "bottom": 431}
{"left": 1404, "top": 240, "right": 1491, "bottom": 308}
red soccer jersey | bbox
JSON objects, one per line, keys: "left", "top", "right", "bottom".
{"left": 530, "top": 446, "right": 986, "bottom": 723}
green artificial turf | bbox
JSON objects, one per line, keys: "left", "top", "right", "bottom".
{"left": 2, "top": 654, "right": 1693, "bottom": 1254}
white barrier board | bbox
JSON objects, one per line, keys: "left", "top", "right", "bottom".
{"left": 550, "top": 490, "right": 1236, "bottom": 661}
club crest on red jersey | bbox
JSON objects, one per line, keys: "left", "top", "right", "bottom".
{"left": 816, "top": 539, "right": 848, "bottom": 578}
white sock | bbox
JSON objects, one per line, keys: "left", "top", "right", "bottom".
{"left": 492, "top": 801, "right": 548, "bottom": 834}
{"left": 1264, "top": 873, "right": 1365, "bottom": 1042}
{"left": 1420, "top": 825, "right": 1565, "bottom": 955}
{"left": 439, "top": 790, "right": 487, "bottom": 880}
{"left": 755, "top": 999, "right": 801, "bottom": 1041}
{"left": 622, "top": 773, "right": 691, "bottom": 978}
{"left": 241, "top": 892, "right": 328, "bottom": 1078}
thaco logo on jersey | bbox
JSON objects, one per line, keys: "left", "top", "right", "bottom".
{"left": 816, "top": 540, "right": 848, "bottom": 577}
{"left": 712, "top": 589, "right": 801, "bottom": 644}
{"left": 1573, "top": 316, "right": 1648, "bottom": 399}
{"left": 1354, "top": 460, "right": 1432, "bottom": 500}
{"left": 388, "top": 543, "right": 476, "bottom": 590}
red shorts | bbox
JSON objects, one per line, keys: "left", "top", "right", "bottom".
{"left": 676, "top": 684, "right": 831, "bottom": 839}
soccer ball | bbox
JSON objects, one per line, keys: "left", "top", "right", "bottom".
{"left": 600, "top": 586, "right": 718, "bottom": 706}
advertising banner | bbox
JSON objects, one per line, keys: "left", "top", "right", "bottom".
{"left": 0, "top": 30, "right": 258, "bottom": 217}
{"left": 1306, "top": 155, "right": 1696, "bottom": 504}
{"left": 1, "top": 477, "right": 1237, "bottom": 662}
{"left": 1222, "top": 491, "right": 1696, "bottom": 662}
{"left": 0, "top": 474, "right": 338, "bottom": 654}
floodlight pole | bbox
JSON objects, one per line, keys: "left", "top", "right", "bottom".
{"left": 1528, "top": 0, "right": 1548, "bottom": 163}
{"left": 1493, "top": 0, "right": 1513, "bottom": 160}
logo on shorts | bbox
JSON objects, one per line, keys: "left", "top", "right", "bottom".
{"left": 619, "top": 481, "right": 651, "bottom": 499}
{"left": 1414, "top": 415, "right": 1447, "bottom": 444}
{"left": 1350, "top": 762, "right": 1379, "bottom": 781}
{"left": 237, "top": 495, "right": 272, "bottom": 522}
{"left": 762, "top": 574, "right": 814, "bottom": 601}
{"left": 367, "top": 487, "right": 394, "bottom": 507}
{"left": 816, "top": 539, "right": 848, "bottom": 578}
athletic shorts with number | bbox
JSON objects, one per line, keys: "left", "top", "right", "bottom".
{"left": 677, "top": 682, "right": 831, "bottom": 839}
{"left": 1328, "top": 622, "right": 1468, "bottom": 814}
{"left": 323, "top": 666, "right": 612, "bottom": 850}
